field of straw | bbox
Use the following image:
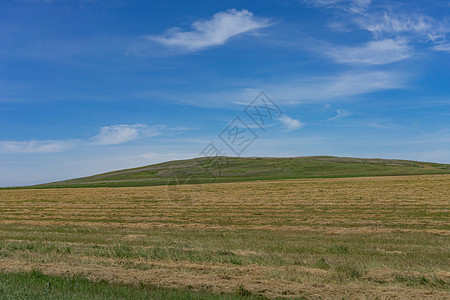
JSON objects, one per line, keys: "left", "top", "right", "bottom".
{"left": 0, "top": 175, "right": 449, "bottom": 299}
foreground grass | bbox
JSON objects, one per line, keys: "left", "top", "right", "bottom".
{"left": 0, "top": 175, "right": 449, "bottom": 298}
{"left": 0, "top": 270, "right": 265, "bottom": 300}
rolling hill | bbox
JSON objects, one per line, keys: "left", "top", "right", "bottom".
{"left": 30, "top": 156, "right": 450, "bottom": 188}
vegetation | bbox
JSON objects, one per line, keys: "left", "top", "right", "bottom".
{"left": 0, "top": 174, "right": 449, "bottom": 298}
{"left": 0, "top": 270, "right": 266, "bottom": 299}
{"left": 15, "top": 156, "right": 450, "bottom": 189}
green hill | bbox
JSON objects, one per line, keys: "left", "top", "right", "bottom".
{"left": 29, "top": 156, "right": 450, "bottom": 188}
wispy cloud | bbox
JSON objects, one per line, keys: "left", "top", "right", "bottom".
{"left": 147, "top": 9, "right": 271, "bottom": 52}
{"left": 178, "top": 70, "right": 408, "bottom": 107}
{"left": 326, "top": 38, "right": 411, "bottom": 65}
{"left": 0, "top": 140, "right": 78, "bottom": 154}
{"left": 138, "top": 151, "right": 196, "bottom": 161}
{"left": 433, "top": 43, "right": 450, "bottom": 52}
{"left": 0, "top": 124, "right": 168, "bottom": 154}
{"left": 260, "top": 71, "right": 407, "bottom": 103}
{"left": 358, "top": 13, "right": 438, "bottom": 37}
{"left": 357, "top": 12, "right": 450, "bottom": 52}
{"left": 328, "top": 109, "right": 351, "bottom": 120}
{"left": 307, "top": 1, "right": 450, "bottom": 55}
{"left": 279, "top": 115, "right": 304, "bottom": 131}
{"left": 90, "top": 124, "right": 166, "bottom": 146}
{"left": 304, "top": 0, "right": 371, "bottom": 13}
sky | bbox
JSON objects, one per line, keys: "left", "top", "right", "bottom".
{"left": 1, "top": 0, "right": 450, "bottom": 186}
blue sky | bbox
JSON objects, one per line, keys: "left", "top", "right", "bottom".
{"left": 1, "top": 0, "right": 450, "bottom": 186}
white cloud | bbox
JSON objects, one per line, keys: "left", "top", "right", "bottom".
{"left": 279, "top": 115, "right": 304, "bottom": 131}
{"left": 326, "top": 38, "right": 412, "bottom": 64}
{"left": 0, "top": 140, "right": 78, "bottom": 154}
{"left": 328, "top": 109, "right": 351, "bottom": 120}
{"left": 147, "top": 9, "right": 271, "bottom": 52}
{"left": 90, "top": 124, "right": 165, "bottom": 146}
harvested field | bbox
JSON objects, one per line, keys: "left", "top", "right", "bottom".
{"left": 0, "top": 175, "right": 449, "bottom": 299}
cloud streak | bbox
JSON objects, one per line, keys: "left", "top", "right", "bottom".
{"left": 257, "top": 71, "right": 407, "bottom": 103}
{"left": 433, "top": 43, "right": 450, "bottom": 52}
{"left": 90, "top": 124, "right": 165, "bottom": 146}
{"left": 177, "top": 70, "right": 408, "bottom": 107}
{"left": 0, "top": 140, "right": 78, "bottom": 154}
{"left": 147, "top": 9, "right": 271, "bottom": 52}
{"left": 305, "top": 0, "right": 371, "bottom": 13}
{"left": 328, "top": 109, "right": 351, "bottom": 120}
{"left": 326, "top": 38, "right": 411, "bottom": 65}
{"left": 0, "top": 124, "right": 168, "bottom": 154}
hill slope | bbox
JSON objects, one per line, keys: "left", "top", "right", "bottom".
{"left": 32, "top": 156, "right": 450, "bottom": 188}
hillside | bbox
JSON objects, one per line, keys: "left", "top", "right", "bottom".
{"left": 31, "top": 156, "right": 450, "bottom": 188}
